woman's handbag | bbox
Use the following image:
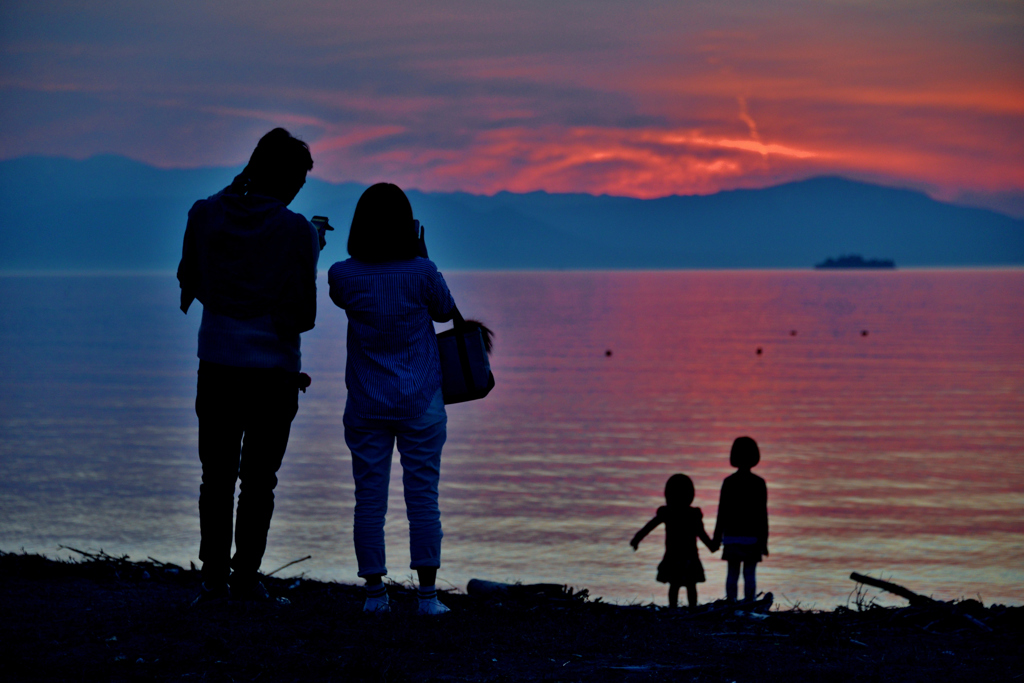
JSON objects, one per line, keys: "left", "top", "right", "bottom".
{"left": 436, "top": 308, "right": 495, "bottom": 404}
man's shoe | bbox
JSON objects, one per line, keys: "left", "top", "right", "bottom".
{"left": 190, "top": 581, "right": 229, "bottom": 608}
{"left": 230, "top": 578, "right": 290, "bottom": 605}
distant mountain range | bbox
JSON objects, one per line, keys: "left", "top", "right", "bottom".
{"left": 1, "top": 155, "right": 1021, "bottom": 271}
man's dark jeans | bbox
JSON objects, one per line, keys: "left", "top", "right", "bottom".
{"left": 196, "top": 360, "right": 299, "bottom": 586}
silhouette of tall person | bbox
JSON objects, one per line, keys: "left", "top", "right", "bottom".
{"left": 177, "top": 128, "right": 323, "bottom": 604}
{"left": 712, "top": 436, "right": 769, "bottom": 602}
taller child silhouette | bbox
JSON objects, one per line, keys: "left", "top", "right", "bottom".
{"left": 712, "top": 436, "right": 769, "bottom": 602}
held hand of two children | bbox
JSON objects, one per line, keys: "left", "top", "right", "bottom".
{"left": 298, "top": 372, "right": 312, "bottom": 393}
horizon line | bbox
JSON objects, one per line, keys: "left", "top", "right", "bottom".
{"left": 3, "top": 266, "right": 1023, "bottom": 278}
{"left": 4, "top": 153, "right": 1022, "bottom": 220}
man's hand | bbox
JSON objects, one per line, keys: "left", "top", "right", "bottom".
{"left": 312, "top": 216, "right": 333, "bottom": 251}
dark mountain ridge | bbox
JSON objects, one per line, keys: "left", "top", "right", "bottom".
{"left": 1, "top": 155, "right": 1021, "bottom": 271}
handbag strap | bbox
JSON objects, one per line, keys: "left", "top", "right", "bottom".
{"left": 451, "top": 306, "right": 466, "bottom": 328}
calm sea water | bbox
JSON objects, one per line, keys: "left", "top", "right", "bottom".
{"left": 1, "top": 271, "right": 1022, "bottom": 608}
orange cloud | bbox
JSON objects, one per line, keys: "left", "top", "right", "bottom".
{"left": 2, "top": 1, "right": 1021, "bottom": 213}
{"left": 310, "top": 124, "right": 823, "bottom": 197}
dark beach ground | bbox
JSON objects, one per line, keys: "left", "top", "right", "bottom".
{"left": 2, "top": 551, "right": 1021, "bottom": 682}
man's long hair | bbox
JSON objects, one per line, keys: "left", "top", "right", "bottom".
{"left": 227, "top": 128, "right": 313, "bottom": 199}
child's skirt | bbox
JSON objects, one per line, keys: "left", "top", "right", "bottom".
{"left": 721, "top": 542, "right": 763, "bottom": 564}
{"left": 657, "top": 550, "right": 705, "bottom": 585}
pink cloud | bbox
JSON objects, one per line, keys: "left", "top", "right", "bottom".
{"left": 309, "top": 124, "right": 822, "bottom": 197}
{"left": 1, "top": 0, "right": 1021, "bottom": 209}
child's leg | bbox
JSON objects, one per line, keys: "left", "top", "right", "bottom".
{"left": 743, "top": 561, "right": 757, "bottom": 601}
{"left": 686, "top": 584, "right": 698, "bottom": 609}
{"left": 668, "top": 583, "right": 680, "bottom": 609}
{"left": 725, "top": 560, "right": 741, "bottom": 601}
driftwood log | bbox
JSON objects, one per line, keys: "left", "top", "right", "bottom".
{"left": 850, "top": 572, "right": 937, "bottom": 607}
{"left": 467, "top": 579, "right": 573, "bottom": 599}
{"left": 850, "top": 572, "right": 993, "bottom": 632}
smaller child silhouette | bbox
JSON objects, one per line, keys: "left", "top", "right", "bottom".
{"left": 712, "top": 436, "right": 769, "bottom": 602}
{"left": 630, "top": 474, "right": 717, "bottom": 609}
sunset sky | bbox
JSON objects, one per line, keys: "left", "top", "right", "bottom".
{"left": 2, "top": 1, "right": 1022, "bottom": 214}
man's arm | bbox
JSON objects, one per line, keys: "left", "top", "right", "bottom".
{"left": 177, "top": 208, "right": 200, "bottom": 313}
{"left": 290, "top": 219, "right": 320, "bottom": 334}
{"left": 268, "top": 216, "right": 319, "bottom": 338}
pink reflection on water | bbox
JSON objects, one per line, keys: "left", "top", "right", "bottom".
{"left": 431, "top": 271, "right": 1024, "bottom": 605}
{"left": 0, "top": 272, "right": 1019, "bottom": 607}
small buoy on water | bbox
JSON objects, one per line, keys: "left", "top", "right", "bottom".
{"left": 605, "top": 349, "right": 613, "bottom": 357}
{"left": 790, "top": 330, "right": 797, "bottom": 336}
{"left": 861, "top": 330, "right": 869, "bottom": 337}
{"left": 756, "top": 347, "right": 763, "bottom": 355}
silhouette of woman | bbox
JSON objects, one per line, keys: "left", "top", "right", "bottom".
{"left": 631, "top": 473, "right": 717, "bottom": 608}
{"left": 328, "top": 183, "right": 458, "bottom": 616}
{"left": 712, "top": 436, "right": 769, "bottom": 602}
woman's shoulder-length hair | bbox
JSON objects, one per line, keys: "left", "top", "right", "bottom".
{"left": 347, "top": 183, "right": 420, "bottom": 262}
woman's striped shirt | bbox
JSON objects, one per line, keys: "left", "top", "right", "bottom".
{"left": 328, "top": 257, "right": 456, "bottom": 419}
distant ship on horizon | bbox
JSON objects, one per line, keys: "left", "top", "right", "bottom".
{"left": 815, "top": 254, "right": 896, "bottom": 269}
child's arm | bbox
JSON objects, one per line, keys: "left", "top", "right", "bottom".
{"left": 695, "top": 508, "right": 718, "bottom": 552}
{"left": 711, "top": 483, "right": 726, "bottom": 548}
{"left": 759, "top": 478, "right": 769, "bottom": 557}
{"left": 630, "top": 516, "right": 661, "bottom": 550}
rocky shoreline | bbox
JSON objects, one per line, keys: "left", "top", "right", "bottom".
{"left": 2, "top": 550, "right": 1020, "bottom": 682}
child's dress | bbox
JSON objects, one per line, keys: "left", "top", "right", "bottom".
{"left": 654, "top": 505, "right": 706, "bottom": 585}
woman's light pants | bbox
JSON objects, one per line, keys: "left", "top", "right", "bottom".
{"left": 344, "top": 390, "right": 447, "bottom": 578}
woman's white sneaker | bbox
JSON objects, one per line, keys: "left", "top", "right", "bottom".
{"left": 363, "top": 583, "right": 390, "bottom": 613}
{"left": 416, "top": 585, "right": 450, "bottom": 615}
{"left": 416, "top": 596, "right": 450, "bottom": 615}
{"left": 363, "top": 595, "right": 391, "bottom": 613}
